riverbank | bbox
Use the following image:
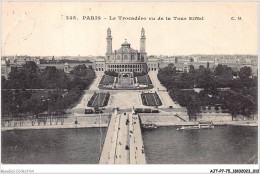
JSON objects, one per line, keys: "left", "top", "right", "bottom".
{"left": 150, "top": 120, "right": 258, "bottom": 127}
{"left": 1, "top": 123, "right": 108, "bottom": 131}
{"left": 139, "top": 113, "right": 258, "bottom": 127}
{"left": 2, "top": 118, "right": 257, "bottom": 132}
{"left": 1, "top": 114, "right": 110, "bottom": 132}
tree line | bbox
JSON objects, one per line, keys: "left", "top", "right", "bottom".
{"left": 158, "top": 64, "right": 257, "bottom": 120}
{"left": 1, "top": 61, "right": 95, "bottom": 120}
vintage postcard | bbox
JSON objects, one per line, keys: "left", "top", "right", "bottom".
{"left": 1, "top": 1, "right": 258, "bottom": 174}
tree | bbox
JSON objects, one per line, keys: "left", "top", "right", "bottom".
{"left": 23, "top": 61, "right": 38, "bottom": 74}
{"left": 199, "top": 65, "right": 205, "bottom": 70}
{"left": 73, "top": 64, "right": 88, "bottom": 77}
{"left": 214, "top": 64, "right": 233, "bottom": 80}
{"left": 224, "top": 92, "right": 256, "bottom": 120}
{"left": 41, "top": 66, "right": 70, "bottom": 89}
{"left": 187, "top": 100, "right": 201, "bottom": 121}
{"left": 157, "top": 63, "right": 257, "bottom": 121}
{"left": 1, "top": 76, "right": 9, "bottom": 89}
{"left": 195, "top": 68, "right": 214, "bottom": 89}
{"left": 237, "top": 66, "right": 253, "bottom": 88}
{"left": 189, "top": 65, "right": 195, "bottom": 74}
{"left": 239, "top": 66, "right": 252, "bottom": 79}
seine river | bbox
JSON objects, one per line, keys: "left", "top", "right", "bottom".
{"left": 143, "top": 126, "right": 258, "bottom": 164}
{"left": 1, "top": 126, "right": 257, "bottom": 164}
{"left": 2, "top": 128, "right": 106, "bottom": 164}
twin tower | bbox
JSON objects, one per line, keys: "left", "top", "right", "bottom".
{"left": 105, "top": 28, "right": 147, "bottom": 61}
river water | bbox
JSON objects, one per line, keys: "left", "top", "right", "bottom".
{"left": 1, "top": 128, "right": 106, "bottom": 164}
{"left": 142, "top": 125, "right": 258, "bottom": 164}
{"left": 1, "top": 126, "right": 257, "bottom": 164}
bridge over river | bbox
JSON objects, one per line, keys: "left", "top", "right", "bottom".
{"left": 99, "top": 112, "right": 146, "bottom": 164}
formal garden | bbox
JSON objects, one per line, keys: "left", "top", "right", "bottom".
{"left": 87, "top": 92, "right": 110, "bottom": 107}
{"left": 99, "top": 70, "right": 153, "bottom": 90}
{"left": 141, "top": 92, "right": 162, "bottom": 106}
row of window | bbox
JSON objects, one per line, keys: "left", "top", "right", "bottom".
{"left": 148, "top": 68, "right": 157, "bottom": 71}
{"left": 107, "top": 55, "right": 140, "bottom": 61}
{"left": 96, "top": 64, "right": 105, "bottom": 68}
{"left": 96, "top": 68, "right": 104, "bottom": 71}
{"left": 109, "top": 68, "right": 142, "bottom": 72}
{"left": 108, "top": 64, "right": 142, "bottom": 68}
{"left": 147, "top": 64, "right": 158, "bottom": 68}
{"left": 95, "top": 68, "right": 142, "bottom": 72}
{"left": 117, "top": 55, "right": 136, "bottom": 61}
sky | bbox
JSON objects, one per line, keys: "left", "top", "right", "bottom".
{"left": 2, "top": 2, "right": 258, "bottom": 56}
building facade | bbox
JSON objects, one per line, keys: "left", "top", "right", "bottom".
{"left": 94, "top": 28, "right": 158, "bottom": 73}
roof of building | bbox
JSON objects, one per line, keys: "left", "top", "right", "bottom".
{"left": 121, "top": 39, "right": 130, "bottom": 46}
{"left": 115, "top": 40, "right": 138, "bottom": 54}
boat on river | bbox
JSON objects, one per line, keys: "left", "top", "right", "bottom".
{"left": 177, "top": 121, "right": 214, "bottom": 130}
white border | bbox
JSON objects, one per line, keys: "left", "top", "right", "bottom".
{"left": 0, "top": 0, "right": 259, "bottom": 174}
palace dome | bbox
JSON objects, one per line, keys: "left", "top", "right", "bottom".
{"left": 116, "top": 39, "right": 138, "bottom": 54}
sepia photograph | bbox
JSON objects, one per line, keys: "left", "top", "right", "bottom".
{"left": 1, "top": 1, "right": 259, "bottom": 173}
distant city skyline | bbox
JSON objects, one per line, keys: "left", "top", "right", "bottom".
{"left": 2, "top": 2, "right": 258, "bottom": 56}
{"left": 2, "top": 54, "right": 258, "bottom": 58}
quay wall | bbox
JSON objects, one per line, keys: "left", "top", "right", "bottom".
{"left": 2, "top": 112, "right": 256, "bottom": 131}
{"left": 139, "top": 112, "right": 257, "bottom": 126}
{"left": 1, "top": 114, "right": 111, "bottom": 131}
{"left": 197, "top": 113, "right": 232, "bottom": 122}
{"left": 139, "top": 113, "right": 189, "bottom": 126}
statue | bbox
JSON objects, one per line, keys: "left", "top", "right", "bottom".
{"left": 107, "top": 28, "right": 111, "bottom": 37}
{"left": 141, "top": 27, "right": 145, "bottom": 37}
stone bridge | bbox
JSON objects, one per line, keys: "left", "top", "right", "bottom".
{"left": 99, "top": 112, "right": 146, "bottom": 164}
